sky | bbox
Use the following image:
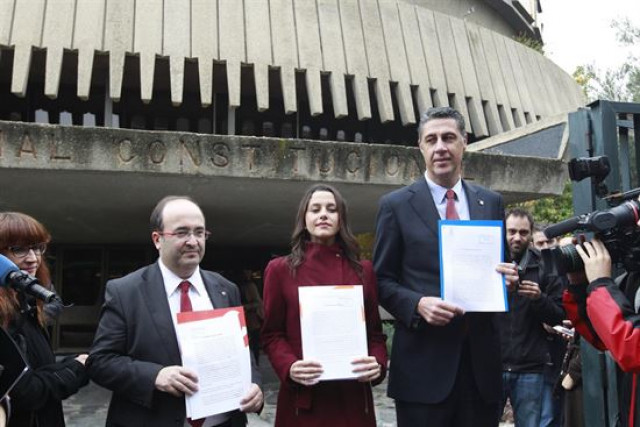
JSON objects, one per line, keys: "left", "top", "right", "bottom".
{"left": 539, "top": 0, "right": 640, "bottom": 74}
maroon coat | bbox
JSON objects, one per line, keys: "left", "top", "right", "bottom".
{"left": 261, "top": 243, "right": 388, "bottom": 427}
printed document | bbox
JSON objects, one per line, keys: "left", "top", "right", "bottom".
{"left": 176, "top": 307, "right": 251, "bottom": 419}
{"left": 439, "top": 220, "right": 507, "bottom": 312}
{"left": 298, "top": 285, "right": 368, "bottom": 381}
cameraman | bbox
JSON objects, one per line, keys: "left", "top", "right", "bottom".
{"left": 564, "top": 238, "right": 640, "bottom": 427}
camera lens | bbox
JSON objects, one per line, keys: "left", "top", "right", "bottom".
{"left": 558, "top": 244, "right": 584, "bottom": 274}
{"left": 540, "top": 244, "right": 585, "bottom": 276}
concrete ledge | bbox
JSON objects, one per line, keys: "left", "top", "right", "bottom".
{"left": 0, "top": 121, "right": 566, "bottom": 201}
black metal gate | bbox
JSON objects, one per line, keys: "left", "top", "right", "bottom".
{"left": 569, "top": 100, "right": 640, "bottom": 427}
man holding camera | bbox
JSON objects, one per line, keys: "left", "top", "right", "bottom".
{"left": 496, "top": 209, "right": 565, "bottom": 426}
{"left": 565, "top": 237, "right": 640, "bottom": 427}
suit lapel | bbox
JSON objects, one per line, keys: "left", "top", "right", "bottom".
{"left": 202, "top": 271, "right": 231, "bottom": 309}
{"left": 464, "top": 181, "right": 486, "bottom": 220}
{"left": 141, "top": 263, "right": 181, "bottom": 363}
{"left": 408, "top": 179, "right": 440, "bottom": 236}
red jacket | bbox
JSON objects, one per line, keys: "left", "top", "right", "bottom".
{"left": 261, "top": 243, "right": 388, "bottom": 427}
{"left": 564, "top": 272, "right": 640, "bottom": 427}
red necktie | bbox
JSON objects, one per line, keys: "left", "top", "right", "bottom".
{"left": 445, "top": 189, "right": 460, "bottom": 220}
{"left": 179, "top": 281, "right": 203, "bottom": 427}
{"left": 179, "top": 280, "right": 193, "bottom": 312}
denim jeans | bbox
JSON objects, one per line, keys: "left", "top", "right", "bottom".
{"left": 502, "top": 371, "right": 545, "bottom": 427}
{"left": 539, "top": 375, "right": 563, "bottom": 427}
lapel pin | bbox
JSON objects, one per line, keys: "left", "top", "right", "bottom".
{"left": 478, "top": 199, "right": 485, "bottom": 206}
{"left": 221, "top": 291, "right": 227, "bottom": 296}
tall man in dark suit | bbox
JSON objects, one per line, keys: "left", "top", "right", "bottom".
{"left": 87, "top": 196, "right": 263, "bottom": 427}
{"left": 373, "top": 107, "right": 505, "bottom": 427}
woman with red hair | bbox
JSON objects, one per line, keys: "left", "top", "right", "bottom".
{"left": 0, "top": 212, "right": 88, "bottom": 427}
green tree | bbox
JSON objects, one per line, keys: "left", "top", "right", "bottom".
{"left": 515, "top": 181, "right": 574, "bottom": 225}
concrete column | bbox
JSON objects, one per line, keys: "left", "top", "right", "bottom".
{"left": 228, "top": 107, "right": 236, "bottom": 136}
{"left": 104, "top": 78, "right": 113, "bottom": 128}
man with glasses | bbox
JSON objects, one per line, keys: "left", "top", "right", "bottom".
{"left": 87, "top": 196, "right": 263, "bottom": 427}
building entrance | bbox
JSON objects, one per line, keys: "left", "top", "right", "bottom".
{"left": 49, "top": 244, "right": 279, "bottom": 352}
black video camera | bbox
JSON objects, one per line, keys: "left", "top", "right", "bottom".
{"left": 541, "top": 156, "right": 640, "bottom": 276}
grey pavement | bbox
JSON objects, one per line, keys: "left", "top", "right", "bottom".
{"left": 62, "top": 355, "right": 512, "bottom": 426}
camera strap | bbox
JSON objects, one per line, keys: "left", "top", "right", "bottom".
{"left": 613, "top": 271, "right": 640, "bottom": 313}
{"left": 619, "top": 272, "right": 640, "bottom": 313}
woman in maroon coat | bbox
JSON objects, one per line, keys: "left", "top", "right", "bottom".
{"left": 261, "top": 184, "right": 388, "bottom": 427}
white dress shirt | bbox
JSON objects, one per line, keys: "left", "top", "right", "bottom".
{"left": 157, "top": 260, "right": 230, "bottom": 427}
{"left": 424, "top": 173, "right": 470, "bottom": 220}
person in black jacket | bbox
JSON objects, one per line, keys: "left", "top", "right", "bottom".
{"left": 0, "top": 212, "right": 88, "bottom": 427}
{"left": 495, "top": 209, "right": 565, "bottom": 427}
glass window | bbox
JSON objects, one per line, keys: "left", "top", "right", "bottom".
{"left": 60, "top": 248, "right": 103, "bottom": 306}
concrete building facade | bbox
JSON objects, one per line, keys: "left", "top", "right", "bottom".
{"left": 0, "top": 0, "right": 582, "bottom": 350}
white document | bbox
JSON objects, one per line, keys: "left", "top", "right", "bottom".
{"left": 439, "top": 220, "right": 507, "bottom": 312}
{"left": 176, "top": 307, "right": 251, "bottom": 419}
{"left": 298, "top": 285, "right": 368, "bottom": 381}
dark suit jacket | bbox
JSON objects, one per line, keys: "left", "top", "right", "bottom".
{"left": 373, "top": 178, "right": 504, "bottom": 405}
{"left": 86, "top": 262, "right": 261, "bottom": 427}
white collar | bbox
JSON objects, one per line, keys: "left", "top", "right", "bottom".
{"left": 158, "top": 259, "right": 206, "bottom": 298}
{"left": 424, "top": 174, "right": 463, "bottom": 202}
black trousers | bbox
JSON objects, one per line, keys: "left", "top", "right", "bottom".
{"left": 395, "top": 341, "right": 500, "bottom": 427}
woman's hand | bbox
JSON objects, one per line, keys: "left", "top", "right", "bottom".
{"left": 575, "top": 239, "right": 612, "bottom": 283}
{"left": 352, "top": 356, "right": 382, "bottom": 383}
{"left": 289, "top": 360, "right": 323, "bottom": 386}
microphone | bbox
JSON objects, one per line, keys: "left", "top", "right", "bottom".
{"left": 544, "top": 216, "right": 583, "bottom": 239}
{"left": 0, "top": 254, "right": 60, "bottom": 303}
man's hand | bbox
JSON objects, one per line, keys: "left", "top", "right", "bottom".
{"left": 575, "top": 239, "right": 612, "bottom": 283}
{"left": 239, "top": 383, "right": 263, "bottom": 413}
{"left": 154, "top": 366, "right": 199, "bottom": 397}
{"left": 289, "top": 360, "right": 323, "bottom": 386}
{"left": 562, "top": 374, "right": 576, "bottom": 390}
{"left": 0, "top": 401, "right": 6, "bottom": 427}
{"left": 351, "top": 356, "right": 382, "bottom": 383}
{"left": 496, "top": 263, "right": 519, "bottom": 292}
{"left": 417, "top": 296, "right": 464, "bottom": 326}
{"left": 75, "top": 354, "right": 88, "bottom": 365}
{"left": 518, "top": 280, "right": 541, "bottom": 299}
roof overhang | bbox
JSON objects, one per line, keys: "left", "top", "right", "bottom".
{"left": 0, "top": 120, "right": 569, "bottom": 246}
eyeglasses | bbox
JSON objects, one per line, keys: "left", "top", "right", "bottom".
{"left": 158, "top": 229, "right": 211, "bottom": 241}
{"left": 8, "top": 243, "right": 47, "bottom": 258}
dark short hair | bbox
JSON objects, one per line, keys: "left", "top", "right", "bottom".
{"left": 417, "top": 106, "right": 466, "bottom": 141}
{"left": 533, "top": 223, "right": 549, "bottom": 233}
{"left": 506, "top": 208, "right": 534, "bottom": 231}
{"left": 150, "top": 195, "right": 199, "bottom": 232}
